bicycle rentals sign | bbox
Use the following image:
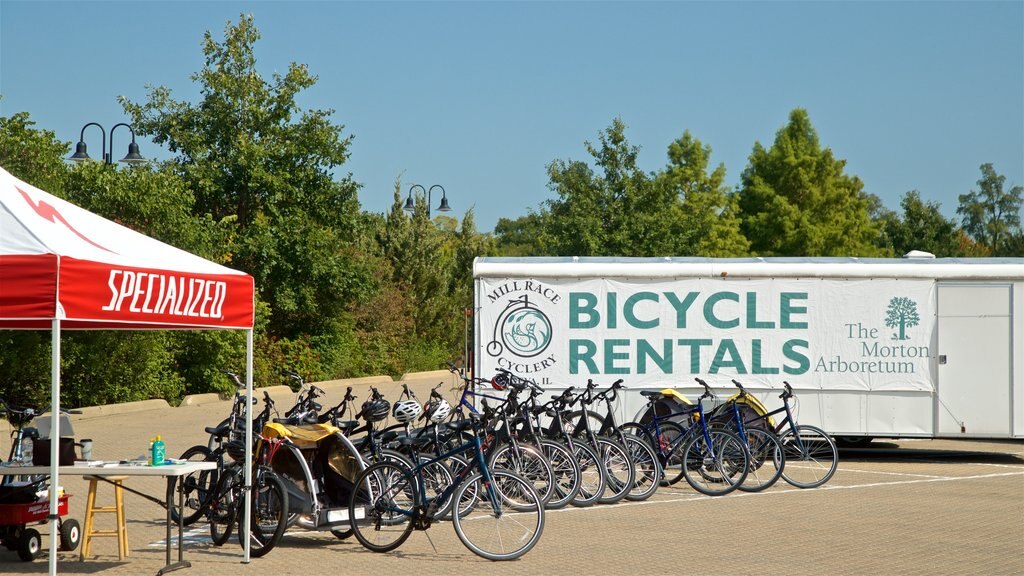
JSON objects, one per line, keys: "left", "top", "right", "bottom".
{"left": 477, "top": 277, "right": 936, "bottom": 392}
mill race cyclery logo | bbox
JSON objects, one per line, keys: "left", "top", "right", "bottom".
{"left": 484, "top": 279, "right": 562, "bottom": 376}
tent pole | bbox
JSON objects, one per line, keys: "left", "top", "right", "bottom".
{"left": 48, "top": 319, "right": 60, "bottom": 576}
{"left": 242, "top": 329, "right": 253, "bottom": 563}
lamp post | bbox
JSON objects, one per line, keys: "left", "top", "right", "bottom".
{"left": 69, "top": 122, "right": 147, "bottom": 165}
{"left": 403, "top": 184, "right": 452, "bottom": 219}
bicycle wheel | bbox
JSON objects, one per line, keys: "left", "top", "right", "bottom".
{"left": 452, "top": 468, "right": 544, "bottom": 561}
{"left": 779, "top": 425, "right": 837, "bottom": 488}
{"left": 209, "top": 466, "right": 240, "bottom": 546}
{"left": 440, "top": 454, "right": 479, "bottom": 520}
{"left": 416, "top": 456, "right": 455, "bottom": 518}
{"left": 349, "top": 460, "right": 418, "bottom": 553}
{"left": 168, "top": 445, "right": 217, "bottom": 526}
{"left": 737, "top": 427, "right": 785, "bottom": 492}
{"left": 487, "top": 442, "right": 555, "bottom": 507}
{"left": 596, "top": 437, "right": 634, "bottom": 504}
{"left": 681, "top": 428, "right": 748, "bottom": 496}
{"left": 537, "top": 439, "right": 580, "bottom": 510}
{"left": 621, "top": 432, "right": 661, "bottom": 501}
{"left": 569, "top": 441, "right": 605, "bottom": 507}
{"left": 644, "top": 421, "right": 689, "bottom": 487}
{"left": 240, "top": 466, "right": 288, "bottom": 558}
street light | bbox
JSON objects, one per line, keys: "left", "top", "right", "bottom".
{"left": 69, "top": 122, "right": 147, "bottom": 165}
{"left": 403, "top": 184, "right": 452, "bottom": 218}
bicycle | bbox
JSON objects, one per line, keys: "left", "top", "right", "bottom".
{"left": 564, "top": 381, "right": 636, "bottom": 504}
{"left": 733, "top": 381, "right": 837, "bottom": 489}
{"left": 530, "top": 386, "right": 606, "bottom": 507}
{"left": 578, "top": 379, "right": 662, "bottom": 501}
{"left": 621, "top": 378, "right": 749, "bottom": 496}
{"left": 348, "top": 410, "right": 545, "bottom": 561}
{"left": 706, "top": 379, "right": 786, "bottom": 492}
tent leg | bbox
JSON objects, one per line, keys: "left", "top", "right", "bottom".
{"left": 242, "top": 329, "right": 253, "bottom": 563}
{"left": 48, "top": 319, "right": 60, "bottom": 576}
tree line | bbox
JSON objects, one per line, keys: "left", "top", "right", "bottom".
{"left": 0, "top": 15, "right": 1020, "bottom": 409}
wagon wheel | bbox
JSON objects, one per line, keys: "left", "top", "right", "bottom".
{"left": 59, "top": 518, "right": 81, "bottom": 551}
{"left": 18, "top": 527, "right": 41, "bottom": 561}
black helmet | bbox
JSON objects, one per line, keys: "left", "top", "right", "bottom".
{"left": 361, "top": 398, "right": 391, "bottom": 423}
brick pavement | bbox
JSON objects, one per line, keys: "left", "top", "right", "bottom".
{"left": 1, "top": 393, "right": 1022, "bottom": 576}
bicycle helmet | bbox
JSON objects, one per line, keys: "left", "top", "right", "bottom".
{"left": 428, "top": 399, "right": 452, "bottom": 423}
{"left": 392, "top": 399, "right": 422, "bottom": 423}
{"left": 491, "top": 373, "right": 508, "bottom": 391}
{"left": 361, "top": 398, "right": 391, "bottom": 423}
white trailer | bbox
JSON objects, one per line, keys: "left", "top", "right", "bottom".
{"left": 473, "top": 256, "right": 1024, "bottom": 440}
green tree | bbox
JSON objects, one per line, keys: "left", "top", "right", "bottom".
{"left": 121, "top": 14, "right": 368, "bottom": 344}
{"left": 880, "top": 191, "right": 960, "bottom": 257}
{"left": 0, "top": 109, "right": 69, "bottom": 194}
{"left": 957, "top": 163, "right": 1023, "bottom": 256}
{"left": 655, "top": 130, "right": 749, "bottom": 256}
{"left": 494, "top": 211, "right": 548, "bottom": 256}
{"left": 544, "top": 118, "right": 686, "bottom": 256}
{"left": 737, "top": 109, "right": 882, "bottom": 256}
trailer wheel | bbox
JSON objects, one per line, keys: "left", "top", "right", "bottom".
{"left": 836, "top": 436, "right": 873, "bottom": 447}
{"left": 59, "top": 519, "right": 81, "bottom": 551}
{"left": 18, "top": 528, "right": 41, "bottom": 561}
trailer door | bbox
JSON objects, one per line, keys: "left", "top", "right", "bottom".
{"left": 936, "top": 283, "right": 1013, "bottom": 436}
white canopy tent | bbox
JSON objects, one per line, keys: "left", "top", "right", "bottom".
{"left": 0, "top": 165, "right": 257, "bottom": 573}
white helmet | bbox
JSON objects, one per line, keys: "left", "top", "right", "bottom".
{"left": 428, "top": 399, "right": 452, "bottom": 423}
{"left": 392, "top": 399, "right": 422, "bottom": 423}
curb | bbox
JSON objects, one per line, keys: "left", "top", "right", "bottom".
{"left": 73, "top": 399, "right": 171, "bottom": 419}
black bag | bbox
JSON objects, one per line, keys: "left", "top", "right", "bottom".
{"left": 32, "top": 437, "right": 77, "bottom": 466}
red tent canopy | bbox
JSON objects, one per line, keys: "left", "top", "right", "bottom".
{"left": 0, "top": 166, "right": 253, "bottom": 329}
{"left": 0, "top": 165, "right": 256, "bottom": 573}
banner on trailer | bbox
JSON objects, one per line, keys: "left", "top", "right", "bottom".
{"left": 477, "top": 277, "right": 936, "bottom": 391}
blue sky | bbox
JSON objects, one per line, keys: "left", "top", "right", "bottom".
{"left": 1, "top": 1, "right": 1021, "bottom": 234}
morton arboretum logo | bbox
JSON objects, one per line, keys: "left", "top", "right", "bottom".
{"left": 816, "top": 294, "right": 928, "bottom": 375}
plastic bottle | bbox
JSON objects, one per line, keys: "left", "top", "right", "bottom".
{"left": 151, "top": 435, "right": 165, "bottom": 466}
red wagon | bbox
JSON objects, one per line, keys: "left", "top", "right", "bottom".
{"left": 0, "top": 483, "right": 80, "bottom": 561}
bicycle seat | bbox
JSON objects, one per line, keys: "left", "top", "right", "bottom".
{"left": 640, "top": 390, "right": 663, "bottom": 398}
{"left": 205, "top": 423, "right": 231, "bottom": 438}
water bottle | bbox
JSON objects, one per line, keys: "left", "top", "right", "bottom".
{"left": 151, "top": 435, "right": 165, "bottom": 466}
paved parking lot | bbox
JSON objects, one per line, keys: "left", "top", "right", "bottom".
{"left": 1, "top": 391, "right": 1022, "bottom": 576}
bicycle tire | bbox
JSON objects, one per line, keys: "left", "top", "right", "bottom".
{"left": 569, "top": 441, "right": 605, "bottom": 507}
{"left": 621, "top": 432, "right": 661, "bottom": 501}
{"left": 349, "top": 460, "right": 418, "bottom": 553}
{"left": 452, "top": 468, "right": 545, "bottom": 561}
{"left": 736, "top": 427, "right": 785, "bottom": 492}
{"left": 681, "top": 428, "right": 749, "bottom": 496}
{"left": 779, "top": 424, "right": 837, "bottom": 488}
{"left": 167, "top": 445, "right": 217, "bottom": 526}
{"left": 537, "top": 439, "right": 580, "bottom": 510}
{"left": 487, "top": 442, "right": 555, "bottom": 507}
{"left": 239, "top": 466, "right": 288, "bottom": 558}
{"left": 595, "top": 437, "right": 635, "bottom": 504}
{"left": 637, "top": 420, "right": 688, "bottom": 487}
{"left": 209, "top": 465, "right": 240, "bottom": 546}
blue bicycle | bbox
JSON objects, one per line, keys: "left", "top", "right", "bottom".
{"left": 348, "top": 411, "right": 545, "bottom": 561}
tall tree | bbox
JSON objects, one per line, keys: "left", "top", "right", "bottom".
{"left": 655, "top": 130, "right": 749, "bottom": 256}
{"left": 880, "top": 191, "right": 960, "bottom": 257}
{"left": 121, "top": 14, "right": 369, "bottom": 347}
{"left": 544, "top": 118, "right": 684, "bottom": 256}
{"left": 737, "top": 109, "right": 881, "bottom": 256}
{"left": 957, "top": 163, "right": 1023, "bottom": 256}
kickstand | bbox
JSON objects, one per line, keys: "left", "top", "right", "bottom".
{"left": 423, "top": 530, "right": 438, "bottom": 554}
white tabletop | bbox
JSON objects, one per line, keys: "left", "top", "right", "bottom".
{"left": 0, "top": 461, "right": 218, "bottom": 477}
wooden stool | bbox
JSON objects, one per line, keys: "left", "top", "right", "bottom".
{"left": 80, "top": 475, "right": 129, "bottom": 561}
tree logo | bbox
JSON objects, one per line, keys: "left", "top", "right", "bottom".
{"left": 884, "top": 296, "right": 920, "bottom": 341}
{"left": 487, "top": 295, "right": 553, "bottom": 359}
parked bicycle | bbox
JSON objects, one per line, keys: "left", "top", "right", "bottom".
{"left": 621, "top": 378, "right": 749, "bottom": 496}
{"left": 348, "top": 409, "right": 545, "bottom": 561}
